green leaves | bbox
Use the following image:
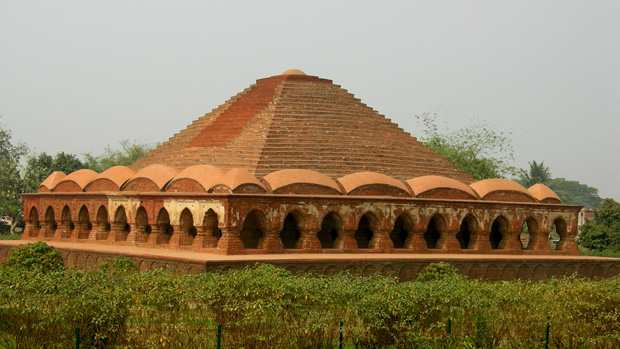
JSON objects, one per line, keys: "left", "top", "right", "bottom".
{"left": 579, "top": 198, "right": 620, "bottom": 252}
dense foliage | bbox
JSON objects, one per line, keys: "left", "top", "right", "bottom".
{"left": 1, "top": 252, "right": 620, "bottom": 348}
{"left": 3, "top": 241, "right": 65, "bottom": 272}
{"left": 83, "top": 139, "right": 156, "bottom": 172}
{"left": 0, "top": 121, "right": 28, "bottom": 233}
{"left": 415, "top": 113, "right": 517, "bottom": 180}
{"left": 579, "top": 198, "right": 620, "bottom": 253}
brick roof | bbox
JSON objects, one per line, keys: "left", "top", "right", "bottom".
{"left": 131, "top": 71, "right": 473, "bottom": 183}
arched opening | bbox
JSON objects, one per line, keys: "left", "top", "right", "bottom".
{"left": 240, "top": 210, "right": 264, "bottom": 249}
{"left": 424, "top": 215, "right": 445, "bottom": 249}
{"left": 390, "top": 215, "right": 411, "bottom": 249}
{"left": 201, "top": 209, "right": 221, "bottom": 247}
{"left": 456, "top": 215, "right": 476, "bottom": 249}
{"left": 28, "top": 207, "right": 40, "bottom": 238}
{"left": 76, "top": 206, "right": 92, "bottom": 239}
{"left": 155, "top": 208, "right": 173, "bottom": 245}
{"left": 60, "top": 205, "right": 74, "bottom": 238}
{"left": 354, "top": 214, "right": 375, "bottom": 249}
{"left": 490, "top": 216, "right": 508, "bottom": 249}
{"left": 113, "top": 206, "right": 131, "bottom": 241}
{"left": 551, "top": 218, "right": 567, "bottom": 251}
{"left": 43, "top": 206, "right": 57, "bottom": 238}
{"left": 95, "top": 206, "right": 111, "bottom": 240}
{"left": 279, "top": 213, "right": 301, "bottom": 249}
{"left": 317, "top": 212, "right": 342, "bottom": 249}
{"left": 134, "top": 206, "right": 150, "bottom": 243}
{"left": 520, "top": 217, "right": 538, "bottom": 250}
{"left": 178, "top": 208, "right": 197, "bottom": 246}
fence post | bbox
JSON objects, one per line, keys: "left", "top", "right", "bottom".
{"left": 217, "top": 324, "right": 222, "bottom": 349}
{"left": 339, "top": 321, "right": 343, "bottom": 349}
{"left": 75, "top": 328, "right": 80, "bottom": 349}
{"left": 545, "top": 317, "right": 550, "bottom": 349}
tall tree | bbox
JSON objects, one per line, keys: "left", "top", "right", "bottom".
{"left": 83, "top": 140, "right": 156, "bottom": 173}
{"left": 578, "top": 198, "right": 620, "bottom": 252}
{"left": 547, "top": 177, "right": 603, "bottom": 209}
{"left": 415, "top": 113, "right": 516, "bottom": 180}
{"left": 22, "top": 152, "right": 84, "bottom": 194}
{"left": 0, "top": 122, "right": 28, "bottom": 233}
{"left": 517, "top": 160, "right": 552, "bottom": 187}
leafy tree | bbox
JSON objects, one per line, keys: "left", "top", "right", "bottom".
{"left": 516, "top": 160, "right": 551, "bottom": 187}
{"left": 578, "top": 198, "right": 620, "bottom": 252}
{"left": 548, "top": 177, "right": 603, "bottom": 209}
{"left": 415, "top": 113, "right": 516, "bottom": 180}
{"left": 0, "top": 122, "right": 28, "bottom": 233}
{"left": 22, "top": 152, "right": 85, "bottom": 194}
{"left": 83, "top": 140, "right": 156, "bottom": 173}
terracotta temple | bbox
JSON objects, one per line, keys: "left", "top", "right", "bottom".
{"left": 21, "top": 69, "right": 581, "bottom": 256}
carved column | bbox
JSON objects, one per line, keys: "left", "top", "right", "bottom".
{"left": 369, "top": 228, "right": 394, "bottom": 251}
{"left": 54, "top": 222, "right": 71, "bottom": 240}
{"left": 409, "top": 228, "right": 428, "bottom": 251}
{"left": 527, "top": 232, "right": 550, "bottom": 252}
{"left": 472, "top": 231, "right": 492, "bottom": 251}
{"left": 296, "top": 228, "right": 322, "bottom": 252}
{"left": 259, "top": 230, "right": 284, "bottom": 252}
{"left": 23, "top": 221, "right": 40, "bottom": 240}
{"left": 108, "top": 222, "right": 129, "bottom": 243}
{"left": 502, "top": 231, "right": 523, "bottom": 251}
{"left": 169, "top": 225, "right": 194, "bottom": 247}
{"left": 440, "top": 229, "right": 461, "bottom": 251}
{"left": 71, "top": 222, "right": 91, "bottom": 241}
{"left": 89, "top": 223, "right": 109, "bottom": 241}
{"left": 560, "top": 232, "right": 579, "bottom": 255}
{"left": 334, "top": 229, "right": 358, "bottom": 251}
{"left": 216, "top": 227, "right": 245, "bottom": 254}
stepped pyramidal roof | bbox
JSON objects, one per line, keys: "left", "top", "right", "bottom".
{"left": 131, "top": 69, "right": 473, "bottom": 183}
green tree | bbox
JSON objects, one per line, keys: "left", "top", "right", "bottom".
{"left": 83, "top": 140, "right": 156, "bottom": 173}
{"left": 516, "top": 160, "right": 552, "bottom": 187}
{"left": 0, "top": 122, "right": 28, "bottom": 233}
{"left": 548, "top": 177, "right": 603, "bottom": 209}
{"left": 415, "top": 113, "right": 516, "bottom": 180}
{"left": 22, "top": 152, "right": 85, "bottom": 194}
{"left": 578, "top": 198, "right": 620, "bottom": 252}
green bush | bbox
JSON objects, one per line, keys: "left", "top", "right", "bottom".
{"left": 3, "top": 241, "right": 64, "bottom": 272}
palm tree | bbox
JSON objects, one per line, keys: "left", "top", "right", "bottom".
{"left": 517, "top": 160, "right": 551, "bottom": 188}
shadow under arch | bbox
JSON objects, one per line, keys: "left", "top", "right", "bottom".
{"left": 241, "top": 210, "right": 265, "bottom": 249}
{"left": 424, "top": 214, "right": 446, "bottom": 249}
{"left": 390, "top": 214, "right": 412, "bottom": 249}
{"left": 457, "top": 215, "right": 478, "bottom": 249}
{"left": 280, "top": 210, "right": 303, "bottom": 249}
{"left": 355, "top": 212, "right": 378, "bottom": 249}
{"left": 317, "top": 211, "right": 342, "bottom": 249}
{"left": 490, "top": 215, "right": 508, "bottom": 249}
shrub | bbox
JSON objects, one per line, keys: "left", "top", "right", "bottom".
{"left": 3, "top": 241, "right": 64, "bottom": 272}
{"left": 416, "top": 262, "right": 463, "bottom": 282}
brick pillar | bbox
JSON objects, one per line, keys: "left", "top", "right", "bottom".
{"left": 560, "top": 233, "right": 579, "bottom": 255}
{"left": 71, "top": 222, "right": 91, "bottom": 241}
{"left": 55, "top": 222, "right": 72, "bottom": 240}
{"left": 440, "top": 231, "right": 461, "bottom": 251}
{"left": 502, "top": 232, "right": 523, "bottom": 251}
{"left": 216, "top": 227, "right": 244, "bottom": 254}
{"left": 108, "top": 222, "right": 129, "bottom": 243}
{"left": 22, "top": 221, "right": 39, "bottom": 240}
{"left": 369, "top": 228, "right": 394, "bottom": 251}
{"left": 296, "top": 228, "right": 322, "bottom": 251}
{"left": 89, "top": 223, "right": 109, "bottom": 241}
{"left": 334, "top": 229, "right": 358, "bottom": 251}
{"left": 527, "top": 232, "right": 550, "bottom": 251}
{"left": 260, "top": 230, "right": 284, "bottom": 252}
{"left": 169, "top": 225, "right": 194, "bottom": 247}
{"left": 409, "top": 228, "right": 427, "bottom": 251}
{"left": 472, "top": 232, "right": 492, "bottom": 251}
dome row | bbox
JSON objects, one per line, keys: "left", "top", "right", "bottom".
{"left": 38, "top": 165, "right": 561, "bottom": 204}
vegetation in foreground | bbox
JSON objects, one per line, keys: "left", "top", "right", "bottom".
{"left": 1, "top": 243, "right": 620, "bottom": 348}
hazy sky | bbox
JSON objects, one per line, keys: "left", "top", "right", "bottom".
{"left": 2, "top": 1, "right": 619, "bottom": 200}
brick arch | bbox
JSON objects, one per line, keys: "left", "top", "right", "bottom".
{"left": 424, "top": 213, "right": 447, "bottom": 249}
{"left": 133, "top": 206, "right": 151, "bottom": 243}
{"left": 240, "top": 210, "right": 267, "bottom": 250}
{"left": 41, "top": 206, "right": 56, "bottom": 239}
{"left": 551, "top": 216, "right": 568, "bottom": 251}
{"left": 354, "top": 211, "right": 380, "bottom": 249}
{"left": 58, "top": 205, "right": 74, "bottom": 239}
{"left": 176, "top": 208, "right": 197, "bottom": 246}
{"left": 75, "top": 205, "right": 92, "bottom": 240}
{"left": 489, "top": 215, "right": 509, "bottom": 250}
{"left": 277, "top": 208, "right": 307, "bottom": 232}
{"left": 279, "top": 210, "right": 304, "bottom": 249}
{"left": 390, "top": 213, "right": 413, "bottom": 249}
{"left": 154, "top": 208, "right": 174, "bottom": 245}
{"left": 457, "top": 214, "right": 478, "bottom": 249}
{"left": 317, "top": 211, "right": 343, "bottom": 249}
{"left": 26, "top": 206, "right": 40, "bottom": 238}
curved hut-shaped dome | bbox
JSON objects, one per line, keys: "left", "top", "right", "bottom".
{"left": 470, "top": 179, "right": 536, "bottom": 203}
{"left": 406, "top": 175, "right": 478, "bottom": 200}
{"left": 211, "top": 168, "right": 266, "bottom": 193}
{"left": 337, "top": 172, "right": 410, "bottom": 197}
{"left": 122, "top": 164, "right": 177, "bottom": 192}
{"left": 85, "top": 166, "right": 135, "bottom": 192}
{"left": 166, "top": 165, "right": 224, "bottom": 193}
{"left": 38, "top": 171, "right": 66, "bottom": 192}
{"left": 53, "top": 169, "right": 98, "bottom": 192}
{"left": 528, "top": 183, "right": 562, "bottom": 204}
{"left": 262, "top": 169, "right": 342, "bottom": 195}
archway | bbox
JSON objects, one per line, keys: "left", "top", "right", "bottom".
{"left": 76, "top": 206, "right": 92, "bottom": 239}
{"left": 28, "top": 207, "right": 40, "bottom": 238}
{"left": 456, "top": 215, "right": 476, "bottom": 249}
{"left": 60, "top": 205, "right": 74, "bottom": 238}
{"left": 200, "top": 209, "right": 221, "bottom": 247}
{"left": 178, "top": 208, "right": 197, "bottom": 246}
{"left": 279, "top": 213, "right": 301, "bottom": 249}
{"left": 317, "top": 212, "right": 341, "bottom": 249}
{"left": 424, "top": 214, "right": 445, "bottom": 249}
{"left": 520, "top": 217, "right": 538, "bottom": 249}
{"left": 354, "top": 213, "right": 375, "bottom": 249}
{"left": 390, "top": 215, "right": 411, "bottom": 249}
{"left": 43, "top": 206, "right": 57, "bottom": 238}
{"left": 113, "top": 206, "right": 131, "bottom": 242}
{"left": 490, "top": 216, "right": 508, "bottom": 249}
{"left": 155, "top": 208, "right": 173, "bottom": 245}
{"left": 551, "top": 218, "right": 567, "bottom": 251}
{"left": 240, "top": 210, "right": 264, "bottom": 249}
{"left": 95, "top": 206, "right": 111, "bottom": 240}
{"left": 134, "top": 206, "right": 150, "bottom": 243}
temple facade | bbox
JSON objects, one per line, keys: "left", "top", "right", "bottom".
{"left": 21, "top": 70, "right": 580, "bottom": 255}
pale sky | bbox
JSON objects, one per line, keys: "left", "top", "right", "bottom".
{"left": 1, "top": 1, "right": 619, "bottom": 200}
